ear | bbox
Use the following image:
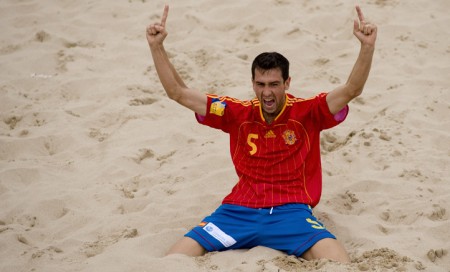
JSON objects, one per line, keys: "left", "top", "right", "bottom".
{"left": 284, "top": 77, "right": 291, "bottom": 90}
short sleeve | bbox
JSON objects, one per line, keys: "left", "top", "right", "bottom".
{"left": 195, "top": 95, "right": 231, "bottom": 133}
{"left": 315, "top": 93, "right": 349, "bottom": 130}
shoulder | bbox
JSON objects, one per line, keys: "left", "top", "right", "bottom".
{"left": 285, "top": 92, "right": 318, "bottom": 106}
{"left": 206, "top": 94, "right": 255, "bottom": 107}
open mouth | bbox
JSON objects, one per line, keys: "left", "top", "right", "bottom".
{"left": 263, "top": 99, "right": 275, "bottom": 109}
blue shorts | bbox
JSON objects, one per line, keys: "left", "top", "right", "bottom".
{"left": 185, "top": 203, "right": 335, "bottom": 256}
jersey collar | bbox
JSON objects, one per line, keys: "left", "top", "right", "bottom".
{"left": 258, "top": 94, "right": 289, "bottom": 125}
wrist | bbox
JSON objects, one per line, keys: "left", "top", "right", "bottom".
{"left": 360, "top": 43, "right": 375, "bottom": 52}
{"left": 149, "top": 42, "right": 165, "bottom": 51}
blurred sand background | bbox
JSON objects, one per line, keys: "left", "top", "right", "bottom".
{"left": 1, "top": 0, "right": 449, "bottom": 271}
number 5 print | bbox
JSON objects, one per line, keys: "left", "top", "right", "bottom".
{"left": 306, "top": 218, "right": 325, "bottom": 230}
{"left": 247, "top": 134, "right": 258, "bottom": 155}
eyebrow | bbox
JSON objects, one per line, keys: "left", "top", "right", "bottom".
{"left": 255, "top": 80, "right": 282, "bottom": 85}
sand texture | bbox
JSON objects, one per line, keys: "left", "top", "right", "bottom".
{"left": 1, "top": 0, "right": 449, "bottom": 271}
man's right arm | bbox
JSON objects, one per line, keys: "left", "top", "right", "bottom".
{"left": 147, "top": 5, "right": 207, "bottom": 116}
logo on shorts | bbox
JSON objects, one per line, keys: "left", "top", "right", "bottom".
{"left": 198, "top": 221, "right": 208, "bottom": 227}
{"left": 202, "top": 222, "right": 237, "bottom": 248}
{"left": 282, "top": 130, "right": 297, "bottom": 145}
{"left": 205, "top": 225, "right": 213, "bottom": 232}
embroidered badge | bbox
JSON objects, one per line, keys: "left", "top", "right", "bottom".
{"left": 264, "top": 130, "right": 276, "bottom": 139}
{"left": 210, "top": 98, "right": 226, "bottom": 116}
{"left": 282, "top": 130, "right": 297, "bottom": 145}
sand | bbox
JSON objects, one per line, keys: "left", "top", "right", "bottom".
{"left": 1, "top": 0, "right": 449, "bottom": 271}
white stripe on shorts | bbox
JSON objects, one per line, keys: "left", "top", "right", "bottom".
{"left": 203, "top": 222, "right": 237, "bottom": 248}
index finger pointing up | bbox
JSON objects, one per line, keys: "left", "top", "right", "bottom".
{"left": 356, "top": 5, "right": 365, "bottom": 22}
{"left": 161, "top": 5, "right": 169, "bottom": 27}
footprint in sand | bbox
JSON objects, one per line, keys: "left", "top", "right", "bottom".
{"left": 88, "top": 128, "right": 109, "bottom": 142}
{"left": 3, "top": 116, "right": 22, "bottom": 130}
{"left": 239, "top": 24, "right": 267, "bottom": 44}
{"left": 82, "top": 228, "right": 138, "bottom": 258}
{"left": 149, "top": 150, "right": 177, "bottom": 167}
{"left": 328, "top": 75, "right": 341, "bottom": 84}
{"left": 398, "top": 169, "right": 422, "bottom": 180}
{"left": 379, "top": 209, "right": 421, "bottom": 225}
{"left": 55, "top": 38, "right": 100, "bottom": 73}
{"left": 371, "top": 0, "right": 400, "bottom": 8}
{"left": 328, "top": 190, "right": 362, "bottom": 215}
{"left": 128, "top": 97, "right": 157, "bottom": 106}
{"left": 2, "top": 112, "right": 48, "bottom": 137}
{"left": 132, "top": 148, "right": 155, "bottom": 164}
{"left": 117, "top": 176, "right": 141, "bottom": 200}
{"left": 35, "top": 30, "right": 51, "bottom": 43}
{"left": 31, "top": 246, "right": 63, "bottom": 260}
{"left": 127, "top": 85, "right": 160, "bottom": 106}
{"left": 320, "top": 130, "right": 355, "bottom": 153}
{"left": 428, "top": 204, "right": 447, "bottom": 221}
{"left": 0, "top": 43, "right": 21, "bottom": 55}
{"left": 12, "top": 214, "right": 38, "bottom": 229}
{"left": 115, "top": 175, "right": 152, "bottom": 214}
{"left": 427, "top": 248, "right": 448, "bottom": 262}
{"left": 56, "top": 50, "right": 74, "bottom": 72}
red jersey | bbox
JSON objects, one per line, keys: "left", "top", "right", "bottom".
{"left": 196, "top": 93, "right": 348, "bottom": 208}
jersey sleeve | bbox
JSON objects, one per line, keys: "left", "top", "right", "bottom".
{"left": 313, "top": 92, "right": 349, "bottom": 130}
{"left": 195, "top": 94, "right": 232, "bottom": 133}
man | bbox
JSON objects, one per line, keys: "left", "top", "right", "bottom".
{"left": 146, "top": 5, "right": 377, "bottom": 263}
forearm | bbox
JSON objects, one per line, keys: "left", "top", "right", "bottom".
{"left": 345, "top": 44, "right": 375, "bottom": 97}
{"left": 326, "top": 6, "right": 377, "bottom": 114}
{"left": 150, "top": 44, "right": 187, "bottom": 101}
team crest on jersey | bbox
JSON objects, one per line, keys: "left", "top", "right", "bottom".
{"left": 282, "top": 130, "right": 297, "bottom": 145}
{"left": 210, "top": 98, "right": 226, "bottom": 116}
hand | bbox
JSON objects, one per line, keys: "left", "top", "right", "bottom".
{"left": 146, "top": 5, "right": 169, "bottom": 47}
{"left": 353, "top": 5, "right": 377, "bottom": 47}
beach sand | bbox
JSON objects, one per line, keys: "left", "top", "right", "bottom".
{"left": 1, "top": 0, "right": 449, "bottom": 271}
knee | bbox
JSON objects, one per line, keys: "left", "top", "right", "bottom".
{"left": 166, "top": 237, "right": 206, "bottom": 257}
{"left": 301, "top": 238, "right": 350, "bottom": 263}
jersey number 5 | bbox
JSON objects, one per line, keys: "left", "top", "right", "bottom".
{"left": 247, "top": 134, "right": 258, "bottom": 155}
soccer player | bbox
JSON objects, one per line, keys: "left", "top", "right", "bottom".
{"left": 146, "top": 5, "right": 377, "bottom": 262}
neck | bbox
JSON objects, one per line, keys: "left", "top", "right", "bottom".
{"left": 263, "top": 112, "right": 276, "bottom": 124}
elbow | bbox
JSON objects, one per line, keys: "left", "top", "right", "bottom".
{"left": 166, "top": 91, "right": 180, "bottom": 101}
{"left": 345, "top": 83, "right": 364, "bottom": 98}
{"left": 165, "top": 86, "right": 184, "bottom": 103}
{"left": 353, "top": 88, "right": 364, "bottom": 98}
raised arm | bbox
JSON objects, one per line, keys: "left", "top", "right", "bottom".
{"left": 326, "top": 5, "right": 377, "bottom": 115}
{"left": 146, "top": 5, "right": 207, "bottom": 116}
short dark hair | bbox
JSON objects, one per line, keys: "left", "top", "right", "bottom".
{"left": 251, "top": 52, "right": 290, "bottom": 81}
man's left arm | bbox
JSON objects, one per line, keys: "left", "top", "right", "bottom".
{"left": 326, "top": 5, "right": 377, "bottom": 115}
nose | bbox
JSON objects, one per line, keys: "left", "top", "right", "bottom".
{"left": 262, "top": 86, "right": 273, "bottom": 96}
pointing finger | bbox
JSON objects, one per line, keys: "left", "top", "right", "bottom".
{"left": 161, "top": 5, "right": 169, "bottom": 27}
{"left": 356, "top": 5, "right": 365, "bottom": 23}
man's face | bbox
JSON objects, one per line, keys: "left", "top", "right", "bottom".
{"left": 252, "top": 68, "right": 290, "bottom": 120}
